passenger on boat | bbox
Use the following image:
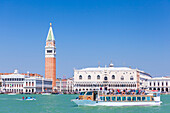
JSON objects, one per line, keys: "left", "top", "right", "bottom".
{"left": 22, "top": 97, "right": 24, "bottom": 100}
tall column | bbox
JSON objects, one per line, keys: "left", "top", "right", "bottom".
{"left": 45, "top": 23, "right": 56, "bottom": 89}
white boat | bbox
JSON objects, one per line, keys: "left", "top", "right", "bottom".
{"left": 71, "top": 91, "right": 162, "bottom": 106}
{"left": 8, "top": 93, "right": 16, "bottom": 95}
{"left": 23, "top": 97, "right": 36, "bottom": 100}
{"left": 41, "top": 93, "right": 51, "bottom": 95}
{"left": 25, "top": 98, "right": 36, "bottom": 100}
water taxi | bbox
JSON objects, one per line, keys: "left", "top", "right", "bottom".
{"left": 23, "top": 97, "right": 36, "bottom": 100}
{"left": 72, "top": 90, "right": 162, "bottom": 106}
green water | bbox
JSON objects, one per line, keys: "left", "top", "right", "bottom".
{"left": 0, "top": 94, "right": 169, "bottom": 113}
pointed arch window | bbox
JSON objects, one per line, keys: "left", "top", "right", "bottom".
{"left": 88, "top": 75, "right": 91, "bottom": 80}
{"left": 121, "top": 76, "right": 124, "bottom": 80}
{"left": 112, "top": 75, "right": 115, "bottom": 79}
{"left": 104, "top": 76, "right": 108, "bottom": 80}
{"left": 79, "top": 75, "right": 82, "bottom": 80}
{"left": 97, "top": 75, "right": 100, "bottom": 80}
{"left": 130, "top": 76, "right": 134, "bottom": 80}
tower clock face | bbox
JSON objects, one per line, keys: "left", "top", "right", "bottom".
{"left": 48, "top": 43, "right": 51, "bottom": 46}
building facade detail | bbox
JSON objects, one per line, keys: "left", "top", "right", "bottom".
{"left": 0, "top": 70, "right": 52, "bottom": 93}
{"left": 73, "top": 63, "right": 151, "bottom": 92}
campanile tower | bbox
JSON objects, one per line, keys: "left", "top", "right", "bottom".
{"left": 45, "top": 23, "right": 56, "bottom": 89}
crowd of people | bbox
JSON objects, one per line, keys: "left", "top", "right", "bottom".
{"left": 101, "top": 87, "right": 146, "bottom": 95}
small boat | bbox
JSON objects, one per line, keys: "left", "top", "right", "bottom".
{"left": 23, "top": 97, "right": 36, "bottom": 100}
{"left": 8, "top": 93, "right": 16, "bottom": 95}
{"left": 71, "top": 90, "right": 162, "bottom": 106}
{"left": 41, "top": 93, "right": 51, "bottom": 95}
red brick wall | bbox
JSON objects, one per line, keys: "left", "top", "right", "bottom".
{"left": 45, "top": 57, "right": 56, "bottom": 88}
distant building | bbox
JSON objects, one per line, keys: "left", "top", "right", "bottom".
{"left": 73, "top": 62, "right": 151, "bottom": 92}
{"left": 147, "top": 77, "right": 170, "bottom": 92}
{"left": 0, "top": 70, "right": 52, "bottom": 93}
{"left": 55, "top": 78, "right": 74, "bottom": 93}
{"left": 45, "top": 23, "right": 56, "bottom": 89}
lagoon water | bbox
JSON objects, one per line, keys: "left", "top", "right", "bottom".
{"left": 0, "top": 94, "right": 169, "bottom": 113}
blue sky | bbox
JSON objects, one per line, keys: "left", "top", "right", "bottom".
{"left": 0, "top": 0, "right": 170, "bottom": 78}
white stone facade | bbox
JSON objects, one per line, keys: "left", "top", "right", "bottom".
{"left": 55, "top": 78, "right": 74, "bottom": 93}
{"left": 147, "top": 77, "right": 170, "bottom": 92}
{"left": 73, "top": 64, "right": 151, "bottom": 92}
{"left": 0, "top": 70, "right": 52, "bottom": 93}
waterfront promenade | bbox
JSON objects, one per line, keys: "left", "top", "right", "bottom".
{"left": 0, "top": 94, "right": 169, "bottom": 113}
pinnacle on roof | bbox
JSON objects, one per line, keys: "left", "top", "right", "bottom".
{"left": 109, "top": 61, "right": 114, "bottom": 67}
{"left": 46, "top": 23, "right": 55, "bottom": 41}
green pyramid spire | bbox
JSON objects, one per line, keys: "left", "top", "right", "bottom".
{"left": 46, "top": 23, "right": 55, "bottom": 41}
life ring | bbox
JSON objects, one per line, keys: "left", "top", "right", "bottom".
{"left": 122, "top": 92, "right": 125, "bottom": 95}
{"left": 87, "top": 97, "right": 91, "bottom": 100}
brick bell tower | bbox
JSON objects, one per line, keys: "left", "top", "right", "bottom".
{"left": 45, "top": 23, "right": 56, "bottom": 89}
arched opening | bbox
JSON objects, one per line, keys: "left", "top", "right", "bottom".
{"left": 130, "top": 76, "right": 134, "bottom": 80}
{"left": 88, "top": 75, "right": 91, "bottom": 80}
{"left": 104, "top": 76, "right": 108, "bottom": 80}
{"left": 97, "top": 75, "right": 100, "bottom": 80}
{"left": 121, "top": 76, "right": 124, "bottom": 80}
{"left": 162, "top": 88, "right": 164, "bottom": 92}
{"left": 112, "top": 75, "right": 115, "bottom": 79}
{"left": 166, "top": 88, "right": 168, "bottom": 92}
{"left": 158, "top": 88, "right": 160, "bottom": 91}
{"left": 79, "top": 75, "right": 82, "bottom": 80}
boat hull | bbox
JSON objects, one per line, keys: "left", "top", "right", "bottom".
{"left": 24, "top": 99, "right": 36, "bottom": 100}
{"left": 71, "top": 99, "right": 162, "bottom": 106}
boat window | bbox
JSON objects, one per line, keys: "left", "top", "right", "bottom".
{"left": 122, "top": 97, "right": 126, "bottom": 101}
{"left": 153, "top": 93, "right": 156, "bottom": 97}
{"left": 112, "top": 97, "right": 116, "bottom": 101}
{"left": 147, "top": 97, "right": 151, "bottom": 101}
{"left": 106, "top": 97, "right": 110, "bottom": 101}
{"left": 117, "top": 97, "right": 121, "bottom": 101}
{"left": 127, "top": 97, "right": 131, "bottom": 101}
{"left": 86, "top": 92, "right": 92, "bottom": 95}
{"left": 142, "top": 97, "right": 146, "bottom": 101}
{"left": 100, "top": 97, "right": 105, "bottom": 101}
{"left": 157, "top": 93, "right": 160, "bottom": 97}
{"left": 152, "top": 98, "right": 154, "bottom": 101}
{"left": 132, "top": 97, "right": 136, "bottom": 101}
{"left": 137, "top": 97, "right": 141, "bottom": 101}
{"left": 80, "top": 92, "right": 85, "bottom": 95}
